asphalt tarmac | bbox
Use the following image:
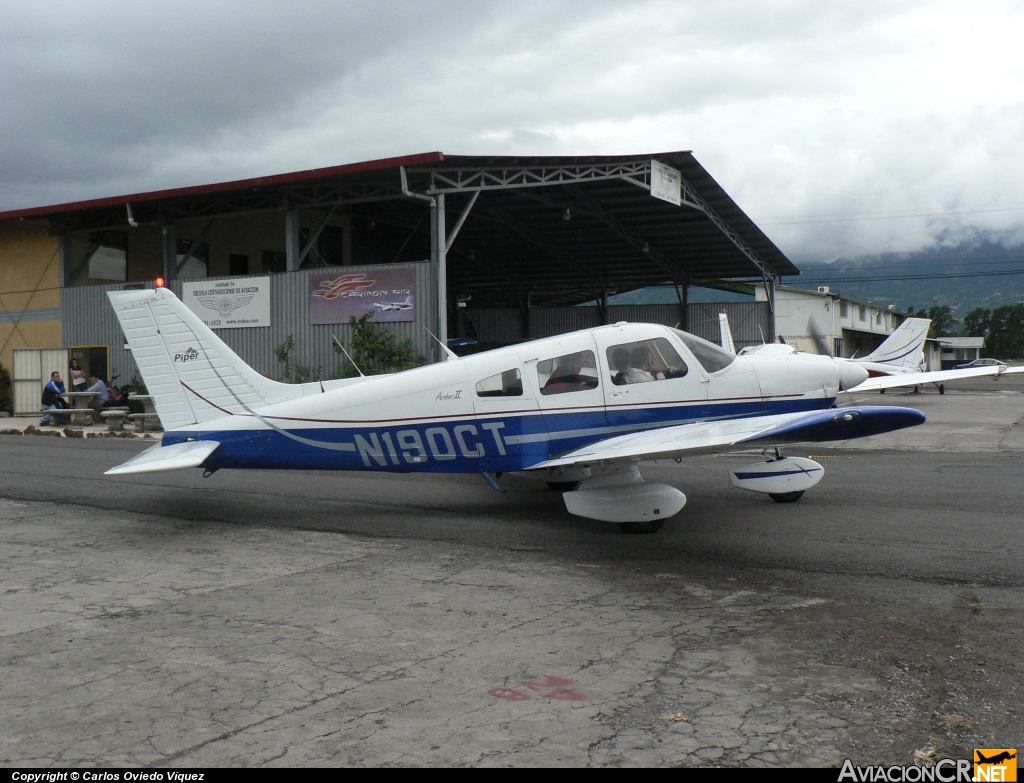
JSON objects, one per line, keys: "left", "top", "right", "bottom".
{"left": 1, "top": 378, "right": 1022, "bottom": 766}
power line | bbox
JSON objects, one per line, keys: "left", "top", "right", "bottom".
{"left": 757, "top": 202, "right": 1024, "bottom": 225}
{"left": 793, "top": 268, "right": 1024, "bottom": 283}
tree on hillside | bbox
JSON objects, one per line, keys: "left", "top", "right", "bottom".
{"left": 986, "top": 304, "right": 1024, "bottom": 360}
{"left": 961, "top": 308, "right": 991, "bottom": 338}
{"left": 907, "top": 305, "right": 957, "bottom": 337}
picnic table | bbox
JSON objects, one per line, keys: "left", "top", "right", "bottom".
{"left": 61, "top": 391, "right": 103, "bottom": 425}
{"left": 131, "top": 395, "right": 158, "bottom": 415}
{"left": 129, "top": 395, "right": 162, "bottom": 431}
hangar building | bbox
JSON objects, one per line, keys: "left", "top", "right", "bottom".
{"left": 0, "top": 151, "right": 801, "bottom": 413}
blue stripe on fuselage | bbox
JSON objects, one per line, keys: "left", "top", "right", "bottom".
{"left": 162, "top": 397, "right": 833, "bottom": 473}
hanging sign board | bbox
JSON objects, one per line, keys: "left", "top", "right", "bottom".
{"left": 182, "top": 276, "right": 271, "bottom": 329}
{"left": 650, "top": 159, "right": 682, "bottom": 206}
{"left": 309, "top": 267, "right": 416, "bottom": 324}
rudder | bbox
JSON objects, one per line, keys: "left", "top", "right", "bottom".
{"left": 109, "top": 288, "right": 300, "bottom": 429}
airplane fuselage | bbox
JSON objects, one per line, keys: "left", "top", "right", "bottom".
{"left": 162, "top": 323, "right": 865, "bottom": 474}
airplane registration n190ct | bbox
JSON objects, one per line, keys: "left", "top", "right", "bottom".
{"left": 104, "top": 288, "right": 927, "bottom": 533}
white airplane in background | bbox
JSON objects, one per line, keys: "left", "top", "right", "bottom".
{"left": 374, "top": 294, "right": 414, "bottom": 312}
{"left": 102, "top": 288, "right": 1017, "bottom": 534}
{"left": 720, "top": 313, "right": 1015, "bottom": 395}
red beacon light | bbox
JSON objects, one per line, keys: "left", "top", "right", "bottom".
{"left": 154, "top": 277, "right": 166, "bottom": 288}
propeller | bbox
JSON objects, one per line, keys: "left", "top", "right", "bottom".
{"left": 807, "top": 317, "right": 831, "bottom": 355}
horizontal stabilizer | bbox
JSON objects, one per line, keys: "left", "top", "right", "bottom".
{"left": 850, "top": 364, "right": 1023, "bottom": 392}
{"left": 105, "top": 441, "right": 221, "bottom": 475}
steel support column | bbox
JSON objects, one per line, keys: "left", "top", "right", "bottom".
{"left": 162, "top": 225, "right": 177, "bottom": 282}
{"left": 285, "top": 209, "right": 301, "bottom": 272}
{"left": 59, "top": 235, "right": 71, "bottom": 288}
{"left": 430, "top": 194, "right": 447, "bottom": 348}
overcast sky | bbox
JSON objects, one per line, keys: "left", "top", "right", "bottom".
{"left": 2, "top": 0, "right": 1023, "bottom": 262}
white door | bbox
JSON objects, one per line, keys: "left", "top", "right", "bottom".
{"left": 524, "top": 333, "right": 605, "bottom": 455}
{"left": 593, "top": 325, "right": 709, "bottom": 429}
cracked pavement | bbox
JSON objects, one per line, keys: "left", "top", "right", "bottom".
{"left": 1, "top": 378, "right": 1022, "bottom": 766}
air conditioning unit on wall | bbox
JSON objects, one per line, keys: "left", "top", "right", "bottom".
{"left": 817, "top": 286, "right": 831, "bottom": 294}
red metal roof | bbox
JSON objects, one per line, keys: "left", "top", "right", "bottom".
{"left": 0, "top": 151, "right": 445, "bottom": 221}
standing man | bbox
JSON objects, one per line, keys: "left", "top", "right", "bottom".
{"left": 39, "top": 371, "right": 69, "bottom": 426}
{"left": 85, "top": 375, "right": 110, "bottom": 414}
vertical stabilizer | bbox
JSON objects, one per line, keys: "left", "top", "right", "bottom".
{"left": 864, "top": 318, "right": 931, "bottom": 368}
{"left": 719, "top": 311, "right": 736, "bottom": 355}
{"left": 108, "top": 288, "right": 300, "bottom": 429}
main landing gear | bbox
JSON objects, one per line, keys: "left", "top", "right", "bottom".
{"left": 546, "top": 481, "right": 581, "bottom": 491}
{"left": 729, "top": 449, "right": 823, "bottom": 503}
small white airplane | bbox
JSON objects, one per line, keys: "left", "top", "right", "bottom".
{"left": 730, "top": 315, "right": 930, "bottom": 373}
{"left": 103, "top": 288, "right": 1014, "bottom": 533}
{"left": 374, "top": 294, "right": 414, "bottom": 312}
{"left": 722, "top": 313, "right": 1016, "bottom": 395}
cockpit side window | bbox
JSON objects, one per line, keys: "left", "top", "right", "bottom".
{"left": 670, "top": 328, "right": 736, "bottom": 373}
{"left": 475, "top": 368, "right": 524, "bottom": 397}
{"left": 607, "top": 338, "right": 688, "bottom": 386}
{"left": 537, "top": 350, "right": 600, "bottom": 395}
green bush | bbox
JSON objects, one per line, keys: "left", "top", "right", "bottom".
{"left": 275, "top": 335, "right": 313, "bottom": 384}
{"left": 333, "top": 312, "right": 423, "bottom": 377}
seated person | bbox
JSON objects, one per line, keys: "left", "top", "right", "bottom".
{"left": 543, "top": 353, "right": 596, "bottom": 394}
{"left": 40, "top": 371, "right": 70, "bottom": 426}
{"left": 618, "top": 346, "right": 655, "bottom": 384}
{"left": 85, "top": 375, "right": 110, "bottom": 413}
{"left": 611, "top": 347, "right": 631, "bottom": 385}
{"left": 633, "top": 345, "right": 666, "bottom": 380}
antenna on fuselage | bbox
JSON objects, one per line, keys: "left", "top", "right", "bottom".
{"left": 425, "top": 328, "right": 459, "bottom": 362}
{"left": 332, "top": 335, "right": 365, "bottom": 377}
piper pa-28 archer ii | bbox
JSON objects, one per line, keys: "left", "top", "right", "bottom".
{"left": 103, "top": 288, "right": 1016, "bottom": 533}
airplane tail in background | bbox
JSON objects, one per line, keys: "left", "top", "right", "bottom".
{"left": 719, "top": 312, "right": 736, "bottom": 355}
{"left": 108, "top": 288, "right": 303, "bottom": 430}
{"left": 863, "top": 317, "right": 931, "bottom": 368}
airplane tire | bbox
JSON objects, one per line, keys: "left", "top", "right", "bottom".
{"left": 619, "top": 519, "right": 665, "bottom": 534}
{"left": 546, "top": 481, "right": 581, "bottom": 491}
{"left": 939, "top": 384, "right": 945, "bottom": 395}
{"left": 769, "top": 490, "right": 805, "bottom": 503}
{"left": 879, "top": 389, "right": 886, "bottom": 394}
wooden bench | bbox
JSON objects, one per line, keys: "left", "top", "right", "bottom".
{"left": 127, "top": 413, "right": 163, "bottom": 433}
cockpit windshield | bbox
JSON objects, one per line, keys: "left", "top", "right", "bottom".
{"left": 670, "top": 328, "right": 736, "bottom": 374}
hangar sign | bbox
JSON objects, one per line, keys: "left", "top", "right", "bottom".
{"left": 651, "top": 159, "right": 682, "bottom": 206}
{"left": 309, "top": 267, "right": 415, "bottom": 324}
{"left": 182, "top": 277, "right": 271, "bottom": 329}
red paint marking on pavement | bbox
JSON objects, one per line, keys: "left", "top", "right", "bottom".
{"left": 489, "top": 675, "right": 584, "bottom": 701}
{"left": 488, "top": 688, "right": 530, "bottom": 701}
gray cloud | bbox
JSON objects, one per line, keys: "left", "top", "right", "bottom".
{"left": 2, "top": 0, "right": 1021, "bottom": 263}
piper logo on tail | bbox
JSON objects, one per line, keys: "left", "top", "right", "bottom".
{"left": 174, "top": 347, "right": 199, "bottom": 363}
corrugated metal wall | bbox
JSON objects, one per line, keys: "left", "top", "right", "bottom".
{"left": 61, "top": 269, "right": 773, "bottom": 384}
{"left": 61, "top": 263, "right": 435, "bottom": 382}
{"left": 458, "top": 301, "right": 772, "bottom": 348}
{"left": 12, "top": 348, "right": 67, "bottom": 414}
{"left": 685, "top": 302, "right": 774, "bottom": 348}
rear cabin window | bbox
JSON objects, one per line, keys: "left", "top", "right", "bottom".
{"left": 670, "top": 329, "right": 736, "bottom": 374}
{"left": 475, "top": 368, "right": 523, "bottom": 397}
{"left": 607, "top": 338, "right": 688, "bottom": 385}
{"left": 537, "top": 350, "right": 600, "bottom": 395}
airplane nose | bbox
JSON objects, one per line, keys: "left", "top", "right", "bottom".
{"left": 834, "top": 359, "right": 869, "bottom": 391}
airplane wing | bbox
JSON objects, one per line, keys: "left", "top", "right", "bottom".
{"left": 530, "top": 406, "right": 924, "bottom": 469}
{"left": 847, "top": 364, "right": 1024, "bottom": 392}
{"left": 105, "top": 440, "right": 221, "bottom": 476}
